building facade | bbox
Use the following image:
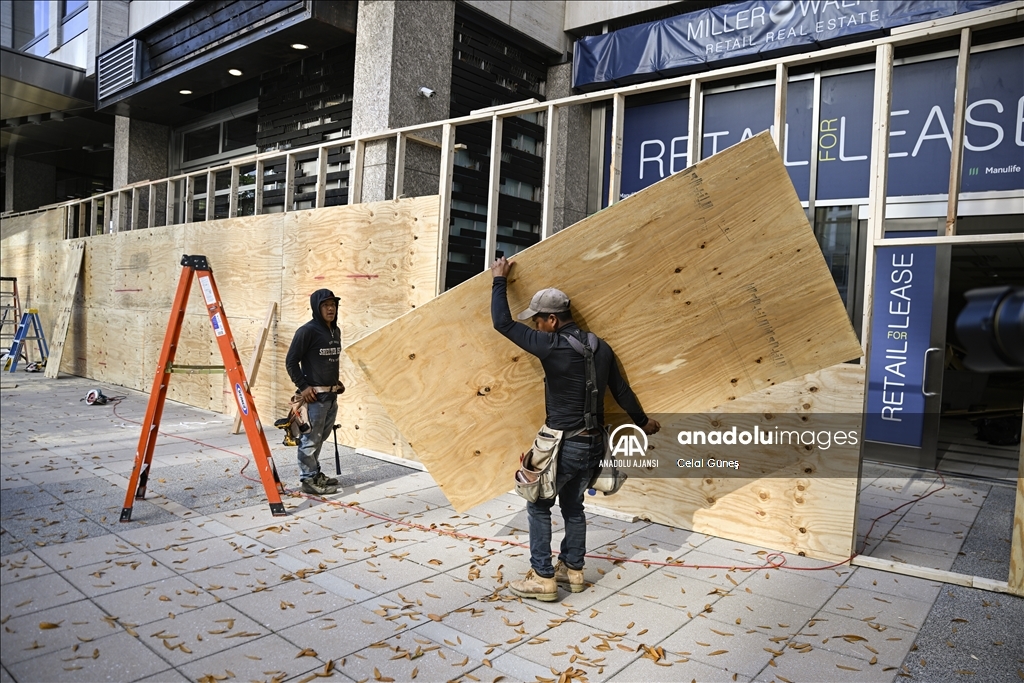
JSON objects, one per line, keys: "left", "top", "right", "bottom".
{"left": 2, "top": 0, "right": 1022, "bottom": 472}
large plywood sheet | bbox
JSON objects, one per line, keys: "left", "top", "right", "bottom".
{"left": 347, "top": 133, "right": 863, "bottom": 519}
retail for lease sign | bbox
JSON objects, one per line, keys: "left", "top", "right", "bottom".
{"left": 864, "top": 236, "right": 937, "bottom": 448}
{"left": 604, "top": 46, "right": 1023, "bottom": 204}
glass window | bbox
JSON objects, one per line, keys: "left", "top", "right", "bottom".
{"left": 63, "top": 0, "right": 87, "bottom": 16}
{"left": 62, "top": 1, "right": 88, "bottom": 43}
{"left": 222, "top": 114, "right": 257, "bottom": 153}
{"left": 183, "top": 125, "right": 221, "bottom": 162}
{"left": 13, "top": 0, "right": 49, "bottom": 51}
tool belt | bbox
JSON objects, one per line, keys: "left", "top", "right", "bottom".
{"left": 310, "top": 384, "right": 345, "bottom": 395}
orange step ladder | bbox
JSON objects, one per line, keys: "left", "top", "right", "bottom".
{"left": 120, "top": 255, "right": 287, "bottom": 521}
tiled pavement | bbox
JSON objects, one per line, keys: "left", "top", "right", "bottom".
{"left": 2, "top": 373, "right": 1021, "bottom": 682}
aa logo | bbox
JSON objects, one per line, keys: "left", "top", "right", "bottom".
{"left": 608, "top": 424, "right": 648, "bottom": 458}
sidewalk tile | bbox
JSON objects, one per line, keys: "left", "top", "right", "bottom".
{"left": 0, "top": 599, "right": 114, "bottom": 665}
{"left": 178, "top": 633, "right": 327, "bottom": 683}
{"left": 821, "top": 586, "right": 932, "bottom": 631}
{"left": 136, "top": 602, "right": 266, "bottom": 668}
{"left": 227, "top": 577, "right": 355, "bottom": 630}
{"left": 0, "top": 550, "right": 53, "bottom": 583}
{"left": 92, "top": 574, "right": 218, "bottom": 625}
{"left": 0, "top": 572, "right": 86, "bottom": 618}
{"left": 5, "top": 631, "right": 172, "bottom": 683}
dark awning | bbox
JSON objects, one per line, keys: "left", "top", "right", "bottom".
{"left": 0, "top": 46, "right": 93, "bottom": 120}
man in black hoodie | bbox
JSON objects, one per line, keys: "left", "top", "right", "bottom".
{"left": 286, "top": 289, "right": 345, "bottom": 495}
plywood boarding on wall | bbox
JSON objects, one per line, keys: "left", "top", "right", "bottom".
{"left": 1011, "top": 418, "right": 1024, "bottom": 596}
{"left": 347, "top": 133, "right": 864, "bottom": 558}
{"left": 0, "top": 196, "right": 439, "bottom": 461}
{"left": 45, "top": 242, "right": 86, "bottom": 378}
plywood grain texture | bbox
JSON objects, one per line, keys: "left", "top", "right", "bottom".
{"left": 1, "top": 196, "right": 439, "bottom": 461}
{"left": 600, "top": 363, "right": 865, "bottom": 560}
{"left": 346, "top": 133, "right": 864, "bottom": 541}
{"left": 45, "top": 242, "right": 86, "bottom": 378}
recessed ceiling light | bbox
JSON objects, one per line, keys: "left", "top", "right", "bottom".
{"left": 291, "top": 43, "right": 308, "bottom": 50}
{"left": 179, "top": 89, "right": 192, "bottom": 95}
{"left": 228, "top": 68, "right": 243, "bottom": 76}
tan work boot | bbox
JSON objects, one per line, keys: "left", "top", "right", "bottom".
{"left": 509, "top": 569, "right": 558, "bottom": 602}
{"left": 553, "top": 561, "right": 585, "bottom": 593}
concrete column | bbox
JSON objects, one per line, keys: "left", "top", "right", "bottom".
{"left": 86, "top": 0, "right": 128, "bottom": 78}
{"left": 545, "top": 61, "right": 591, "bottom": 233}
{"left": 5, "top": 155, "right": 56, "bottom": 212}
{"left": 113, "top": 115, "right": 168, "bottom": 227}
{"left": 351, "top": 0, "right": 454, "bottom": 202}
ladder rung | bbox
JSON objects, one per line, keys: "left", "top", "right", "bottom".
{"left": 167, "top": 364, "right": 226, "bottom": 374}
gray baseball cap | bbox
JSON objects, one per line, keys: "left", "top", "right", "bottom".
{"left": 516, "top": 288, "right": 571, "bottom": 320}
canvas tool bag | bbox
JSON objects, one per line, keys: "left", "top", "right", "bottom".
{"left": 514, "top": 426, "right": 564, "bottom": 503}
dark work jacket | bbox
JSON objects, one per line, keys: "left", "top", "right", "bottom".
{"left": 491, "top": 277, "right": 649, "bottom": 431}
{"left": 286, "top": 289, "right": 341, "bottom": 392}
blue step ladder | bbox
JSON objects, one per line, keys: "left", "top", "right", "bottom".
{"left": 5, "top": 309, "right": 48, "bottom": 373}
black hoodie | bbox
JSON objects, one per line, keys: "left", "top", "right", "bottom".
{"left": 285, "top": 289, "right": 342, "bottom": 392}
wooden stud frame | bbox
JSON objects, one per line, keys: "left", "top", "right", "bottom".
{"left": 484, "top": 114, "right": 504, "bottom": 269}
{"left": 541, "top": 103, "right": 558, "bottom": 239}
{"left": 946, "top": 28, "right": 972, "bottom": 236}
{"left": 772, "top": 63, "right": 788, "bottom": 151}
{"left": 436, "top": 123, "right": 456, "bottom": 295}
{"left": 608, "top": 93, "right": 625, "bottom": 205}
{"left": 393, "top": 132, "right": 407, "bottom": 200}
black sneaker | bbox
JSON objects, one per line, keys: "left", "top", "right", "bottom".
{"left": 301, "top": 473, "right": 338, "bottom": 495}
{"left": 323, "top": 473, "right": 339, "bottom": 486}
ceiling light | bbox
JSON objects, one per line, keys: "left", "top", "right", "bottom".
{"left": 291, "top": 43, "right": 308, "bottom": 50}
{"left": 179, "top": 89, "right": 192, "bottom": 95}
{"left": 228, "top": 68, "right": 243, "bottom": 76}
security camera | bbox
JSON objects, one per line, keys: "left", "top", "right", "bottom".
{"left": 417, "top": 86, "right": 435, "bottom": 98}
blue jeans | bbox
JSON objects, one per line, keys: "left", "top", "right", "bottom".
{"left": 297, "top": 395, "right": 337, "bottom": 481}
{"left": 526, "top": 433, "right": 604, "bottom": 577}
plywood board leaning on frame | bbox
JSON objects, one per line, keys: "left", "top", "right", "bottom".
{"left": 347, "top": 132, "right": 863, "bottom": 527}
{"left": 45, "top": 241, "right": 85, "bottom": 378}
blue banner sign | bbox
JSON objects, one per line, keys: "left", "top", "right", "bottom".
{"left": 865, "top": 236, "right": 937, "bottom": 447}
{"left": 604, "top": 45, "right": 1022, "bottom": 205}
{"left": 575, "top": 0, "right": 1015, "bottom": 89}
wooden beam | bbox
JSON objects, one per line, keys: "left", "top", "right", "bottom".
{"left": 484, "top": 114, "right": 503, "bottom": 268}
{"left": 436, "top": 122, "right": 455, "bottom": 295}
{"left": 254, "top": 160, "right": 264, "bottom": 215}
{"left": 853, "top": 555, "right": 1018, "bottom": 595}
{"left": 393, "top": 132, "right": 406, "bottom": 200}
{"left": 205, "top": 170, "right": 215, "bottom": 221}
{"left": 608, "top": 93, "right": 625, "bottom": 205}
{"left": 541, "top": 103, "right": 558, "bottom": 239}
{"left": 131, "top": 187, "right": 140, "bottom": 231}
{"left": 165, "top": 180, "right": 175, "bottom": 226}
{"left": 231, "top": 302, "right": 276, "bottom": 434}
{"left": 284, "top": 154, "right": 295, "bottom": 212}
{"left": 316, "top": 147, "right": 328, "bottom": 209}
{"left": 860, "top": 43, "right": 894, "bottom": 360}
{"left": 349, "top": 139, "right": 365, "bottom": 205}
{"left": 228, "top": 165, "right": 239, "bottom": 218}
{"left": 773, "top": 63, "right": 788, "bottom": 151}
{"left": 185, "top": 176, "right": 195, "bottom": 223}
{"left": 148, "top": 183, "right": 157, "bottom": 228}
{"left": 44, "top": 242, "right": 85, "bottom": 379}
{"left": 686, "top": 79, "right": 702, "bottom": 168}
{"left": 875, "top": 232, "right": 1023, "bottom": 247}
{"left": 1010, "top": 411, "right": 1024, "bottom": 596}
{"left": 945, "top": 28, "right": 971, "bottom": 237}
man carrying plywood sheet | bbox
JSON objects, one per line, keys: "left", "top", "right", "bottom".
{"left": 491, "top": 257, "right": 661, "bottom": 600}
